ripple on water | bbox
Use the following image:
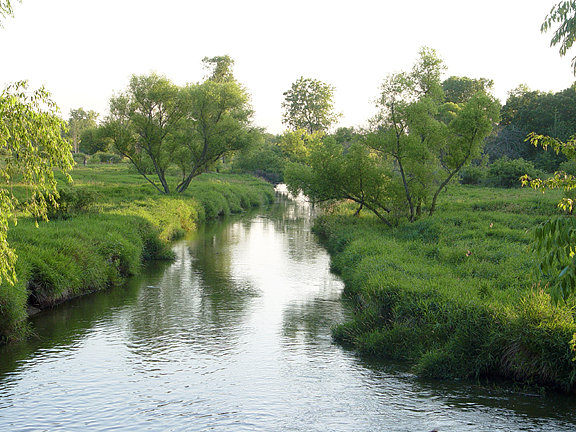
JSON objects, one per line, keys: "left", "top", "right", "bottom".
{"left": 1, "top": 200, "right": 576, "bottom": 432}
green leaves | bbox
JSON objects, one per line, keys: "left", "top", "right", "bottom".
{"left": 284, "top": 132, "right": 393, "bottom": 225}
{"left": 533, "top": 216, "right": 576, "bottom": 302}
{"left": 282, "top": 77, "right": 341, "bottom": 134}
{"left": 0, "top": 80, "right": 73, "bottom": 285}
{"left": 542, "top": 1, "right": 576, "bottom": 73}
{"left": 105, "top": 63, "right": 253, "bottom": 194}
{"left": 368, "top": 48, "right": 498, "bottom": 220}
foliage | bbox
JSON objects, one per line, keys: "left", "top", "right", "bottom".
{"left": 0, "top": 81, "right": 73, "bottom": 286}
{"left": 367, "top": 47, "right": 446, "bottom": 222}
{"left": 106, "top": 73, "right": 190, "bottom": 194}
{"left": 0, "top": 0, "right": 17, "bottom": 25}
{"left": 90, "top": 151, "right": 123, "bottom": 164}
{"left": 278, "top": 128, "right": 323, "bottom": 164}
{"left": 232, "top": 133, "right": 284, "bottom": 183}
{"left": 79, "top": 125, "right": 113, "bottom": 155}
{"left": 66, "top": 108, "right": 99, "bottom": 154}
{"left": 106, "top": 64, "right": 254, "bottom": 194}
{"left": 488, "top": 157, "right": 542, "bottom": 188}
{"left": 281, "top": 77, "right": 341, "bottom": 134}
{"left": 442, "top": 76, "right": 494, "bottom": 104}
{"left": 559, "top": 158, "right": 576, "bottom": 176}
{"left": 202, "top": 55, "right": 235, "bottom": 83}
{"left": 43, "top": 186, "right": 99, "bottom": 219}
{"left": 522, "top": 132, "right": 576, "bottom": 301}
{"left": 459, "top": 164, "right": 487, "bottom": 185}
{"left": 429, "top": 92, "right": 500, "bottom": 214}
{"left": 542, "top": 0, "right": 576, "bottom": 73}
{"left": 72, "top": 152, "right": 88, "bottom": 165}
{"left": 516, "top": 2, "right": 576, "bottom": 303}
{"left": 172, "top": 78, "right": 254, "bottom": 193}
{"left": 368, "top": 47, "right": 498, "bottom": 221}
{"left": 285, "top": 136, "right": 394, "bottom": 225}
{"left": 491, "top": 84, "right": 576, "bottom": 171}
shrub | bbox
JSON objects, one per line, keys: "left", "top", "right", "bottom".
{"left": 72, "top": 152, "right": 88, "bottom": 165}
{"left": 90, "top": 151, "right": 123, "bottom": 164}
{"left": 487, "top": 157, "right": 542, "bottom": 188}
{"left": 45, "top": 187, "right": 99, "bottom": 219}
{"left": 459, "top": 165, "right": 487, "bottom": 185}
{"left": 558, "top": 159, "right": 576, "bottom": 176}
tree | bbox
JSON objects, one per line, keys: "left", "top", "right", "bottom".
{"left": 107, "top": 73, "right": 189, "bottom": 194}
{"left": 67, "top": 108, "right": 98, "bottom": 153}
{"left": 542, "top": 1, "right": 576, "bottom": 73}
{"left": 282, "top": 77, "right": 340, "bottom": 134}
{"left": 0, "top": 81, "right": 73, "bottom": 285}
{"left": 284, "top": 134, "right": 393, "bottom": 225}
{"left": 202, "top": 55, "right": 235, "bottom": 83}
{"left": 442, "top": 76, "right": 494, "bottom": 105}
{"left": 367, "top": 47, "right": 446, "bottom": 222}
{"left": 172, "top": 78, "right": 254, "bottom": 193}
{"left": 106, "top": 59, "right": 254, "bottom": 194}
{"left": 368, "top": 48, "right": 498, "bottom": 221}
{"left": 232, "top": 132, "right": 284, "bottom": 184}
{"left": 429, "top": 92, "right": 500, "bottom": 215}
{"left": 79, "top": 125, "right": 112, "bottom": 155}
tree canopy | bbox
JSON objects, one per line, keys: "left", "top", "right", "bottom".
{"left": 67, "top": 108, "right": 99, "bottom": 154}
{"left": 284, "top": 48, "right": 499, "bottom": 224}
{"left": 281, "top": 77, "right": 340, "bottom": 134}
{"left": 442, "top": 76, "right": 494, "bottom": 105}
{"left": 105, "top": 58, "right": 254, "bottom": 194}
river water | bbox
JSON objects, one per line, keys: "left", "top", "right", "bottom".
{"left": 1, "top": 195, "right": 575, "bottom": 431}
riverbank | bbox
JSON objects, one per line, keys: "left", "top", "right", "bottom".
{"left": 0, "top": 165, "right": 274, "bottom": 344}
{"left": 315, "top": 185, "right": 576, "bottom": 392}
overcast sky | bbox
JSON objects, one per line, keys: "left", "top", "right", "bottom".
{"left": 1, "top": 0, "right": 574, "bottom": 133}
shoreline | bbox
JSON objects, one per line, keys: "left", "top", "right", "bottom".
{"left": 0, "top": 170, "right": 275, "bottom": 344}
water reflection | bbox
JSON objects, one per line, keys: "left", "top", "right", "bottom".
{"left": 0, "top": 194, "right": 575, "bottom": 432}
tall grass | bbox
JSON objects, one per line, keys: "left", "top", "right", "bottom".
{"left": 0, "top": 165, "right": 274, "bottom": 343}
{"left": 317, "top": 185, "right": 576, "bottom": 392}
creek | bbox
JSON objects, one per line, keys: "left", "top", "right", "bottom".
{"left": 0, "top": 194, "right": 575, "bottom": 431}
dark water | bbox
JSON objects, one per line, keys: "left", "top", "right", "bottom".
{"left": 1, "top": 195, "right": 575, "bottom": 431}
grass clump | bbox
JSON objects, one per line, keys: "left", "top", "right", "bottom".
{"left": 319, "top": 185, "right": 576, "bottom": 392}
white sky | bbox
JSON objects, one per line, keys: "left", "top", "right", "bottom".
{"left": 1, "top": 0, "right": 574, "bottom": 133}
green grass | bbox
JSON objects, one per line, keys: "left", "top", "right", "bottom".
{"left": 0, "top": 164, "right": 274, "bottom": 343}
{"left": 316, "top": 185, "right": 576, "bottom": 392}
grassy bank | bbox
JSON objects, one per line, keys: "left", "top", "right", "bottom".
{"left": 315, "top": 185, "right": 576, "bottom": 392}
{"left": 0, "top": 165, "right": 275, "bottom": 343}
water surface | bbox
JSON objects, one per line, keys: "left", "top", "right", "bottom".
{"left": 1, "top": 196, "right": 575, "bottom": 431}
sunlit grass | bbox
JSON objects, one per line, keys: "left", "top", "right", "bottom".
{"left": 317, "top": 185, "right": 576, "bottom": 391}
{"left": 0, "top": 164, "right": 274, "bottom": 343}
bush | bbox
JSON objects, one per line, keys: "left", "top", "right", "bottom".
{"left": 459, "top": 165, "right": 487, "bottom": 185}
{"left": 487, "top": 158, "right": 542, "bottom": 188}
{"left": 558, "top": 160, "right": 576, "bottom": 176}
{"left": 46, "top": 187, "right": 99, "bottom": 219}
{"left": 72, "top": 152, "right": 88, "bottom": 165}
{"left": 90, "top": 151, "right": 123, "bottom": 164}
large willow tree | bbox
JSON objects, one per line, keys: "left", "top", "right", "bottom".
{"left": 106, "top": 57, "right": 254, "bottom": 194}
